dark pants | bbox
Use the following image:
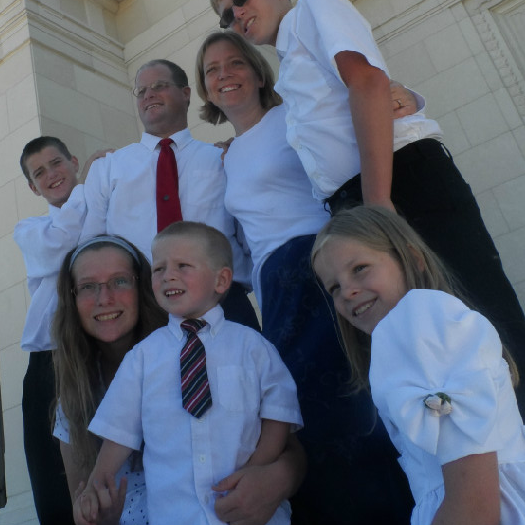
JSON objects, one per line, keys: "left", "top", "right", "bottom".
{"left": 23, "top": 351, "right": 74, "bottom": 524}
{"left": 327, "top": 138, "right": 525, "bottom": 413}
{"left": 261, "top": 236, "right": 413, "bottom": 525}
{"left": 221, "top": 280, "right": 260, "bottom": 331}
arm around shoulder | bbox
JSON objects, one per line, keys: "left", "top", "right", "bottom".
{"left": 79, "top": 154, "right": 114, "bottom": 243}
{"left": 78, "top": 149, "right": 115, "bottom": 184}
{"left": 14, "top": 185, "right": 86, "bottom": 277}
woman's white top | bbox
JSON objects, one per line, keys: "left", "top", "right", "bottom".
{"left": 370, "top": 289, "right": 525, "bottom": 524}
{"left": 223, "top": 105, "right": 329, "bottom": 304}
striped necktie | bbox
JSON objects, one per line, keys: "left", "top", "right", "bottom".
{"left": 180, "top": 319, "right": 212, "bottom": 418}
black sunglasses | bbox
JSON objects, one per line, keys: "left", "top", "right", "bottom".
{"left": 219, "top": 0, "right": 248, "bottom": 29}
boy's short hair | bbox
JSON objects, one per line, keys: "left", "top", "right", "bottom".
{"left": 154, "top": 221, "right": 233, "bottom": 272}
{"left": 20, "top": 136, "right": 73, "bottom": 182}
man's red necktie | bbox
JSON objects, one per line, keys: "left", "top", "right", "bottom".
{"left": 156, "top": 138, "right": 182, "bottom": 232}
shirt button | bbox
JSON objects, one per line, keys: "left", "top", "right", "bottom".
{"left": 163, "top": 195, "right": 170, "bottom": 201}
{"left": 199, "top": 455, "right": 206, "bottom": 463}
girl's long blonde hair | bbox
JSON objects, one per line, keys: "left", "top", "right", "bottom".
{"left": 311, "top": 206, "right": 519, "bottom": 390}
{"left": 52, "top": 236, "right": 167, "bottom": 471}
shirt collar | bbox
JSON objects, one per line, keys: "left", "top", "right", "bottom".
{"left": 275, "top": 7, "right": 294, "bottom": 60}
{"left": 140, "top": 128, "right": 193, "bottom": 153}
{"left": 48, "top": 203, "right": 61, "bottom": 217}
{"left": 168, "top": 304, "right": 225, "bottom": 341}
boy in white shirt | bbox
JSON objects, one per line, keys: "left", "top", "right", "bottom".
{"left": 75, "top": 221, "right": 303, "bottom": 525}
{"left": 15, "top": 137, "right": 109, "bottom": 524}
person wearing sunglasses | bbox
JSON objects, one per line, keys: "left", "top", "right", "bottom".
{"left": 210, "top": 0, "right": 525, "bottom": 420}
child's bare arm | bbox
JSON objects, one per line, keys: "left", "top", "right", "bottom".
{"left": 60, "top": 441, "right": 90, "bottom": 504}
{"left": 431, "top": 452, "right": 500, "bottom": 525}
{"left": 74, "top": 439, "right": 132, "bottom": 525}
{"left": 334, "top": 50, "right": 395, "bottom": 212}
{"left": 246, "top": 419, "right": 290, "bottom": 467}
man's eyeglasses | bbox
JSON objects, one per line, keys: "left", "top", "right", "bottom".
{"left": 132, "top": 81, "right": 178, "bottom": 99}
{"left": 73, "top": 275, "right": 138, "bottom": 299}
{"left": 219, "top": 0, "right": 248, "bottom": 29}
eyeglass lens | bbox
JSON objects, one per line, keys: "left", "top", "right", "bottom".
{"left": 75, "top": 276, "right": 135, "bottom": 297}
{"left": 133, "top": 81, "right": 173, "bottom": 98}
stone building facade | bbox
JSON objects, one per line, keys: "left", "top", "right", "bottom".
{"left": 0, "top": 0, "right": 524, "bottom": 522}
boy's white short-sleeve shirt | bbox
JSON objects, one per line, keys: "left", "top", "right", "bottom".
{"left": 275, "top": 0, "right": 441, "bottom": 200}
{"left": 89, "top": 305, "right": 302, "bottom": 525}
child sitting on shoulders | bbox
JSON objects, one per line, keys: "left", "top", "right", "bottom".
{"left": 311, "top": 206, "right": 525, "bottom": 525}
{"left": 74, "top": 221, "right": 303, "bottom": 525}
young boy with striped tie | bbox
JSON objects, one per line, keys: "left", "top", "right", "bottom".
{"left": 74, "top": 221, "right": 303, "bottom": 525}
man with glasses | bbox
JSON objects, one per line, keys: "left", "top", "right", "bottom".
{"left": 13, "top": 61, "right": 256, "bottom": 524}
{"left": 80, "top": 60, "right": 257, "bottom": 329}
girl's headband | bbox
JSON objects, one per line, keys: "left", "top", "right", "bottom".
{"left": 69, "top": 235, "right": 141, "bottom": 270}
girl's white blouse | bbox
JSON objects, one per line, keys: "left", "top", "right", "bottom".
{"left": 370, "top": 289, "right": 525, "bottom": 524}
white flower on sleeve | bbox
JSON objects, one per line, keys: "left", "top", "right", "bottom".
{"left": 424, "top": 392, "right": 452, "bottom": 417}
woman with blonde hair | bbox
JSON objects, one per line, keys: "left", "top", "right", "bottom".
{"left": 195, "top": 31, "right": 414, "bottom": 524}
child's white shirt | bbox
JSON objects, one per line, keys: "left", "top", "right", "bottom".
{"left": 275, "top": 0, "right": 442, "bottom": 200}
{"left": 13, "top": 184, "right": 86, "bottom": 351}
{"left": 370, "top": 289, "right": 525, "bottom": 523}
{"left": 89, "top": 305, "right": 303, "bottom": 525}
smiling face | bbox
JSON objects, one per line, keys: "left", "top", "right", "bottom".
{"left": 25, "top": 146, "right": 79, "bottom": 208}
{"left": 216, "top": 0, "right": 291, "bottom": 46}
{"left": 203, "top": 39, "right": 264, "bottom": 125}
{"left": 73, "top": 247, "right": 139, "bottom": 349}
{"left": 135, "top": 64, "right": 191, "bottom": 137}
{"left": 151, "top": 235, "right": 231, "bottom": 319}
{"left": 314, "top": 237, "right": 408, "bottom": 335}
